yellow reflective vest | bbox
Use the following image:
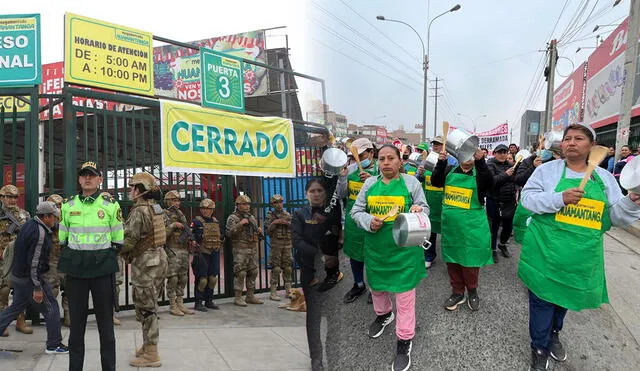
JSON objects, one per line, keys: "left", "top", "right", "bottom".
{"left": 58, "top": 192, "right": 124, "bottom": 278}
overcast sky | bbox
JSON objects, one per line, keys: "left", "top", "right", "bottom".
{"left": 4, "top": 0, "right": 630, "bottom": 143}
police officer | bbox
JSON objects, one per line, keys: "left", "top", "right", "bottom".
{"left": 58, "top": 161, "right": 124, "bottom": 371}
{"left": 163, "top": 190, "right": 195, "bottom": 316}
{"left": 226, "top": 195, "right": 264, "bottom": 307}
{"left": 120, "top": 172, "right": 168, "bottom": 367}
{"left": 190, "top": 198, "right": 222, "bottom": 311}
{"left": 44, "top": 194, "right": 72, "bottom": 328}
{"left": 264, "top": 194, "right": 292, "bottom": 301}
{"left": 0, "top": 184, "right": 33, "bottom": 336}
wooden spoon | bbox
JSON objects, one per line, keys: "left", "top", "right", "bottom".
{"left": 537, "top": 134, "right": 545, "bottom": 152}
{"left": 442, "top": 121, "right": 450, "bottom": 153}
{"left": 350, "top": 144, "right": 364, "bottom": 173}
{"left": 578, "top": 145, "right": 609, "bottom": 191}
{"left": 510, "top": 154, "right": 524, "bottom": 171}
{"left": 381, "top": 204, "right": 400, "bottom": 221}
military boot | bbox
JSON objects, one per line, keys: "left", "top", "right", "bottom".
{"left": 113, "top": 311, "right": 121, "bottom": 326}
{"left": 135, "top": 344, "right": 147, "bottom": 357}
{"left": 16, "top": 312, "right": 33, "bottom": 334}
{"left": 245, "top": 289, "right": 264, "bottom": 305}
{"left": 194, "top": 301, "right": 208, "bottom": 312}
{"left": 169, "top": 298, "right": 184, "bottom": 316}
{"left": 63, "top": 309, "right": 71, "bottom": 327}
{"left": 234, "top": 290, "right": 247, "bottom": 307}
{"left": 269, "top": 286, "right": 281, "bottom": 301}
{"left": 176, "top": 297, "right": 194, "bottom": 315}
{"left": 1, "top": 328, "right": 8, "bottom": 337}
{"left": 129, "top": 344, "right": 161, "bottom": 367}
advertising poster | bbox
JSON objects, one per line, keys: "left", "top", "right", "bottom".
{"left": 552, "top": 63, "right": 586, "bottom": 131}
{"left": 154, "top": 30, "right": 268, "bottom": 100}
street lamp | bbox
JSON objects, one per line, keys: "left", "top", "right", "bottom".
{"left": 428, "top": 4, "right": 461, "bottom": 139}
{"left": 576, "top": 46, "right": 597, "bottom": 53}
{"left": 377, "top": 4, "right": 461, "bottom": 142}
{"left": 457, "top": 113, "right": 486, "bottom": 133}
{"left": 376, "top": 15, "right": 427, "bottom": 142}
{"left": 593, "top": 23, "right": 621, "bottom": 32}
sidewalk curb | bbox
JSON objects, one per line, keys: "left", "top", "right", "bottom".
{"left": 622, "top": 221, "right": 640, "bottom": 239}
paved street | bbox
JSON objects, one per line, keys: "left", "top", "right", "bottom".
{"left": 324, "top": 226, "right": 640, "bottom": 370}
{"left": 1, "top": 226, "right": 639, "bottom": 370}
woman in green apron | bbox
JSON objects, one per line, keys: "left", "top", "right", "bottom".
{"left": 416, "top": 154, "right": 444, "bottom": 269}
{"left": 431, "top": 148, "right": 494, "bottom": 312}
{"left": 337, "top": 138, "right": 378, "bottom": 304}
{"left": 518, "top": 124, "right": 640, "bottom": 371}
{"left": 351, "top": 144, "right": 428, "bottom": 371}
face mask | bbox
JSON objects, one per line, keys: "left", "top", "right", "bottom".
{"left": 402, "top": 155, "right": 409, "bottom": 160}
{"left": 361, "top": 158, "right": 372, "bottom": 168}
{"left": 540, "top": 149, "right": 553, "bottom": 162}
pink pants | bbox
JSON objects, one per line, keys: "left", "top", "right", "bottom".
{"left": 371, "top": 289, "right": 416, "bottom": 340}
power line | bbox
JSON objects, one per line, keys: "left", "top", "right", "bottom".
{"left": 312, "top": 38, "right": 422, "bottom": 93}
{"left": 335, "top": 0, "right": 423, "bottom": 65}
{"left": 312, "top": 2, "right": 423, "bottom": 75}
{"left": 312, "top": 19, "right": 422, "bottom": 86}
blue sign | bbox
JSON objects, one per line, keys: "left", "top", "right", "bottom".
{"left": 0, "top": 14, "right": 41, "bottom": 86}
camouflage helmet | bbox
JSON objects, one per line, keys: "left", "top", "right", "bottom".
{"left": 164, "top": 190, "right": 180, "bottom": 201}
{"left": 235, "top": 194, "right": 251, "bottom": 204}
{"left": 46, "top": 194, "right": 63, "bottom": 208}
{"left": 0, "top": 184, "right": 19, "bottom": 196}
{"left": 199, "top": 198, "right": 215, "bottom": 209}
{"left": 270, "top": 194, "right": 284, "bottom": 204}
{"left": 129, "top": 172, "right": 156, "bottom": 191}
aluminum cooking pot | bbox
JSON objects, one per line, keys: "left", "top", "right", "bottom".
{"left": 620, "top": 155, "right": 640, "bottom": 194}
{"left": 423, "top": 152, "right": 440, "bottom": 172}
{"left": 321, "top": 148, "right": 348, "bottom": 178}
{"left": 392, "top": 212, "right": 432, "bottom": 247}
{"left": 544, "top": 131, "right": 563, "bottom": 152}
{"left": 407, "top": 152, "right": 422, "bottom": 167}
{"left": 446, "top": 129, "right": 479, "bottom": 162}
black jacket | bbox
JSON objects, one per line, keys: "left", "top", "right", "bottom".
{"left": 292, "top": 205, "right": 341, "bottom": 266}
{"left": 487, "top": 158, "right": 518, "bottom": 204}
{"left": 431, "top": 158, "right": 494, "bottom": 206}
{"left": 514, "top": 154, "right": 555, "bottom": 188}
{"left": 11, "top": 217, "right": 52, "bottom": 290}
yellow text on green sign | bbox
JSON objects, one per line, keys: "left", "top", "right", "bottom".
{"left": 160, "top": 100, "right": 295, "bottom": 177}
{"left": 64, "top": 13, "right": 153, "bottom": 96}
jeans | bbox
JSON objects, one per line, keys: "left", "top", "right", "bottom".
{"left": 349, "top": 258, "right": 365, "bottom": 285}
{"left": 424, "top": 233, "right": 438, "bottom": 262}
{"left": 528, "top": 290, "right": 568, "bottom": 351}
{"left": 0, "top": 278, "right": 61, "bottom": 348}
{"left": 486, "top": 198, "right": 515, "bottom": 250}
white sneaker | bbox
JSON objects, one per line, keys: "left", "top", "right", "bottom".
{"left": 424, "top": 261, "right": 432, "bottom": 269}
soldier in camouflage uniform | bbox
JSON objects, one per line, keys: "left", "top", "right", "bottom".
{"left": 43, "top": 194, "right": 72, "bottom": 328}
{"left": 265, "top": 194, "right": 293, "bottom": 301}
{"left": 0, "top": 184, "right": 33, "bottom": 336}
{"left": 163, "top": 190, "right": 194, "bottom": 316}
{"left": 226, "top": 195, "right": 264, "bottom": 307}
{"left": 101, "top": 191, "right": 123, "bottom": 326}
{"left": 190, "top": 198, "right": 223, "bottom": 311}
{"left": 120, "top": 172, "right": 168, "bottom": 368}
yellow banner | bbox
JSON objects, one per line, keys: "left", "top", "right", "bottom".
{"left": 64, "top": 13, "right": 153, "bottom": 96}
{"left": 424, "top": 175, "right": 443, "bottom": 192}
{"left": 0, "top": 96, "right": 30, "bottom": 113}
{"left": 348, "top": 180, "right": 363, "bottom": 201}
{"left": 367, "top": 196, "right": 405, "bottom": 221}
{"left": 555, "top": 197, "right": 604, "bottom": 230}
{"left": 444, "top": 185, "right": 473, "bottom": 209}
{"left": 160, "top": 100, "right": 295, "bottom": 177}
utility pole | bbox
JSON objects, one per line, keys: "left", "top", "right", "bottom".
{"left": 429, "top": 77, "right": 442, "bottom": 135}
{"left": 616, "top": 0, "right": 640, "bottom": 160}
{"left": 543, "top": 39, "right": 558, "bottom": 132}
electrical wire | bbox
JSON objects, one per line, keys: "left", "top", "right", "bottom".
{"left": 312, "top": 38, "right": 422, "bottom": 93}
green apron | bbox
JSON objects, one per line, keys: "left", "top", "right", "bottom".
{"left": 518, "top": 165, "right": 611, "bottom": 311}
{"left": 364, "top": 175, "right": 426, "bottom": 292}
{"left": 441, "top": 167, "right": 493, "bottom": 267}
{"left": 423, "top": 169, "right": 444, "bottom": 234}
{"left": 343, "top": 163, "right": 378, "bottom": 262}
{"left": 405, "top": 163, "right": 417, "bottom": 175}
{"left": 512, "top": 202, "right": 533, "bottom": 245}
